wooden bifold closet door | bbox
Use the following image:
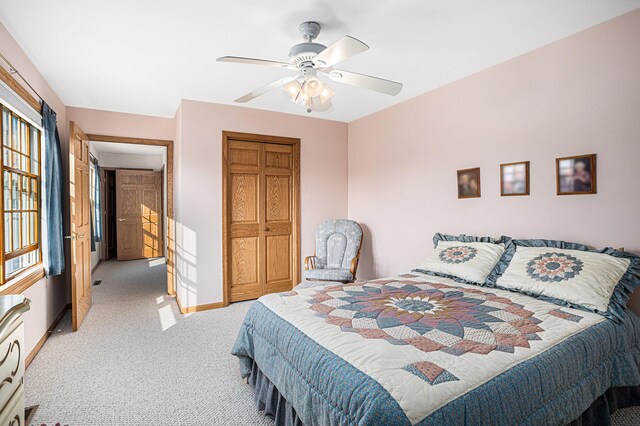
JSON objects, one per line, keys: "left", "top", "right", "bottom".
{"left": 223, "top": 132, "right": 300, "bottom": 304}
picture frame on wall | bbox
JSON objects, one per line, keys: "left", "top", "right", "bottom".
{"left": 457, "top": 167, "right": 481, "bottom": 199}
{"left": 500, "top": 161, "right": 530, "bottom": 196}
{"left": 556, "top": 154, "right": 597, "bottom": 195}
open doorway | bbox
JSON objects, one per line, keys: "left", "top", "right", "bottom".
{"left": 89, "top": 141, "right": 167, "bottom": 267}
{"left": 86, "top": 136, "right": 175, "bottom": 296}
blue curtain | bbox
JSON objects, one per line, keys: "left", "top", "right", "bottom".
{"left": 42, "top": 102, "right": 65, "bottom": 275}
{"left": 90, "top": 161, "right": 101, "bottom": 252}
{"left": 94, "top": 163, "right": 102, "bottom": 242}
{"left": 90, "top": 202, "right": 95, "bottom": 252}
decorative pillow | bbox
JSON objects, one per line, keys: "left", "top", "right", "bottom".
{"left": 415, "top": 234, "right": 507, "bottom": 285}
{"left": 495, "top": 239, "right": 640, "bottom": 321}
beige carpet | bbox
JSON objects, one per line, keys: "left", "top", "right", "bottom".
{"left": 25, "top": 258, "right": 273, "bottom": 425}
{"left": 25, "top": 258, "right": 639, "bottom": 425}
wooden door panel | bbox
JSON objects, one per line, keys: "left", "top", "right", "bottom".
{"left": 77, "top": 237, "right": 90, "bottom": 298}
{"left": 69, "top": 122, "right": 92, "bottom": 331}
{"left": 116, "top": 170, "right": 163, "bottom": 260}
{"left": 264, "top": 150, "right": 291, "bottom": 170}
{"left": 121, "top": 174, "right": 141, "bottom": 185}
{"left": 229, "top": 146, "right": 259, "bottom": 167}
{"left": 266, "top": 175, "right": 290, "bottom": 223}
{"left": 81, "top": 169, "right": 90, "bottom": 228}
{"left": 120, "top": 187, "right": 139, "bottom": 216}
{"left": 142, "top": 220, "right": 160, "bottom": 258}
{"left": 230, "top": 236, "right": 261, "bottom": 301}
{"left": 142, "top": 174, "right": 157, "bottom": 185}
{"left": 121, "top": 222, "right": 138, "bottom": 247}
{"left": 141, "top": 185, "right": 162, "bottom": 259}
{"left": 142, "top": 188, "right": 159, "bottom": 216}
{"left": 265, "top": 234, "right": 292, "bottom": 294}
{"left": 230, "top": 174, "right": 258, "bottom": 223}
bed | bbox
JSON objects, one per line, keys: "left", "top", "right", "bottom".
{"left": 232, "top": 270, "right": 640, "bottom": 425}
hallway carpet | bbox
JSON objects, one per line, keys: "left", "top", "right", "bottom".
{"left": 25, "top": 259, "right": 272, "bottom": 425}
{"left": 25, "top": 259, "right": 639, "bottom": 425}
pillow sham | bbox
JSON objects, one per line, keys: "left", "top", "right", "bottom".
{"left": 415, "top": 233, "right": 507, "bottom": 285}
{"left": 495, "top": 239, "right": 640, "bottom": 321}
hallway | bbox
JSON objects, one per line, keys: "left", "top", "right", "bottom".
{"left": 25, "top": 259, "right": 272, "bottom": 425}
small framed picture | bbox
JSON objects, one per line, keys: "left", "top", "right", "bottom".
{"left": 500, "top": 161, "right": 530, "bottom": 196}
{"left": 556, "top": 154, "right": 596, "bottom": 195}
{"left": 457, "top": 167, "right": 481, "bottom": 199}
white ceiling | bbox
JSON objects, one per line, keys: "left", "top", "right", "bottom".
{"left": 1, "top": 1, "right": 639, "bottom": 122}
{"left": 90, "top": 141, "right": 165, "bottom": 157}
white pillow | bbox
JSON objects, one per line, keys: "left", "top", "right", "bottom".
{"left": 496, "top": 247, "right": 630, "bottom": 313}
{"left": 419, "top": 241, "right": 505, "bottom": 284}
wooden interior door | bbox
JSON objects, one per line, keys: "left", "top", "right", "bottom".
{"left": 116, "top": 170, "right": 163, "bottom": 260}
{"left": 223, "top": 132, "right": 300, "bottom": 303}
{"left": 69, "top": 122, "right": 92, "bottom": 331}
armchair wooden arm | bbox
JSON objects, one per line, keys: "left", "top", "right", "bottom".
{"left": 350, "top": 257, "right": 359, "bottom": 276}
{"left": 304, "top": 256, "right": 318, "bottom": 271}
{"left": 350, "top": 237, "right": 363, "bottom": 280}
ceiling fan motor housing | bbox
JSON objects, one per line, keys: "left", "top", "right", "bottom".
{"left": 289, "top": 42, "right": 326, "bottom": 67}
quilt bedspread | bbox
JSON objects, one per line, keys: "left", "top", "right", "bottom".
{"left": 232, "top": 273, "right": 640, "bottom": 425}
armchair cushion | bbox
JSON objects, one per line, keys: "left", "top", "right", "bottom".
{"left": 304, "top": 268, "right": 354, "bottom": 282}
{"left": 315, "top": 220, "right": 363, "bottom": 270}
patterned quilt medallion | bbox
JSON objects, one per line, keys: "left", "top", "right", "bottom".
{"left": 299, "top": 280, "right": 544, "bottom": 357}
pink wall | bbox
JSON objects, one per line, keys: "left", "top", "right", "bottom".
{"left": 348, "top": 10, "right": 640, "bottom": 280}
{"left": 0, "top": 23, "right": 68, "bottom": 357}
{"left": 175, "top": 100, "right": 348, "bottom": 307}
{"left": 67, "top": 106, "right": 175, "bottom": 140}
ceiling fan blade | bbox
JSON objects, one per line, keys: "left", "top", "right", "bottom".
{"left": 217, "top": 56, "right": 296, "bottom": 70}
{"left": 234, "top": 76, "right": 297, "bottom": 103}
{"left": 313, "top": 36, "right": 369, "bottom": 68}
{"left": 324, "top": 69, "right": 403, "bottom": 96}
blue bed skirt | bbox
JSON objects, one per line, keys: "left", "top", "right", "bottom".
{"left": 248, "top": 360, "right": 303, "bottom": 426}
{"left": 247, "top": 359, "right": 640, "bottom": 426}
{"left": 568, "top": 386, "right": 640, "bottom": 426}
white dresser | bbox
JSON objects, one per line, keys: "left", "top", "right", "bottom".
{"left": 0, "top": 296, "right": 30, "bottom": 426}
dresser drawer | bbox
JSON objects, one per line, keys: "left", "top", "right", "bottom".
{"left": 0, "top": 322, "right": 23, "bottom": 413}
{"left": 0, "top": 384, "right": 23, "bottom": 426}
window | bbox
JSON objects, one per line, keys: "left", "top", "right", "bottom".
{"left": 1, "top": 104, "right": 41, "bottom": 284}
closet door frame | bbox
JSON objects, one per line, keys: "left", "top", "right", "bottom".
{"left": 222, "top": 131, "right": 301, "bottom": 306}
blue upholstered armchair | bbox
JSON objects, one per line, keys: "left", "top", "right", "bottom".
{"left": 304, "top": 219, "right": 363, "bottom": 283}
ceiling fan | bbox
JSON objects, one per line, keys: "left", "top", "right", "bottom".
{"left": 217, "top": 21, "right": 403, "bottom": 113}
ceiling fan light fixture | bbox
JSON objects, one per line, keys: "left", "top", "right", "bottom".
{"left": 283, "top": 79, "right": 302, "bottom": 102}
{"left": 295, "top": 89, "right": 312, "bottom": 108}
{"left": 319, "top": 85, "right": 334, "bottom": 104}
{"left": 303, "top": 77, "right": 324, "bottom": 97}
{"left": 311, "top": 97, "right": 331, "bottom": 112}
